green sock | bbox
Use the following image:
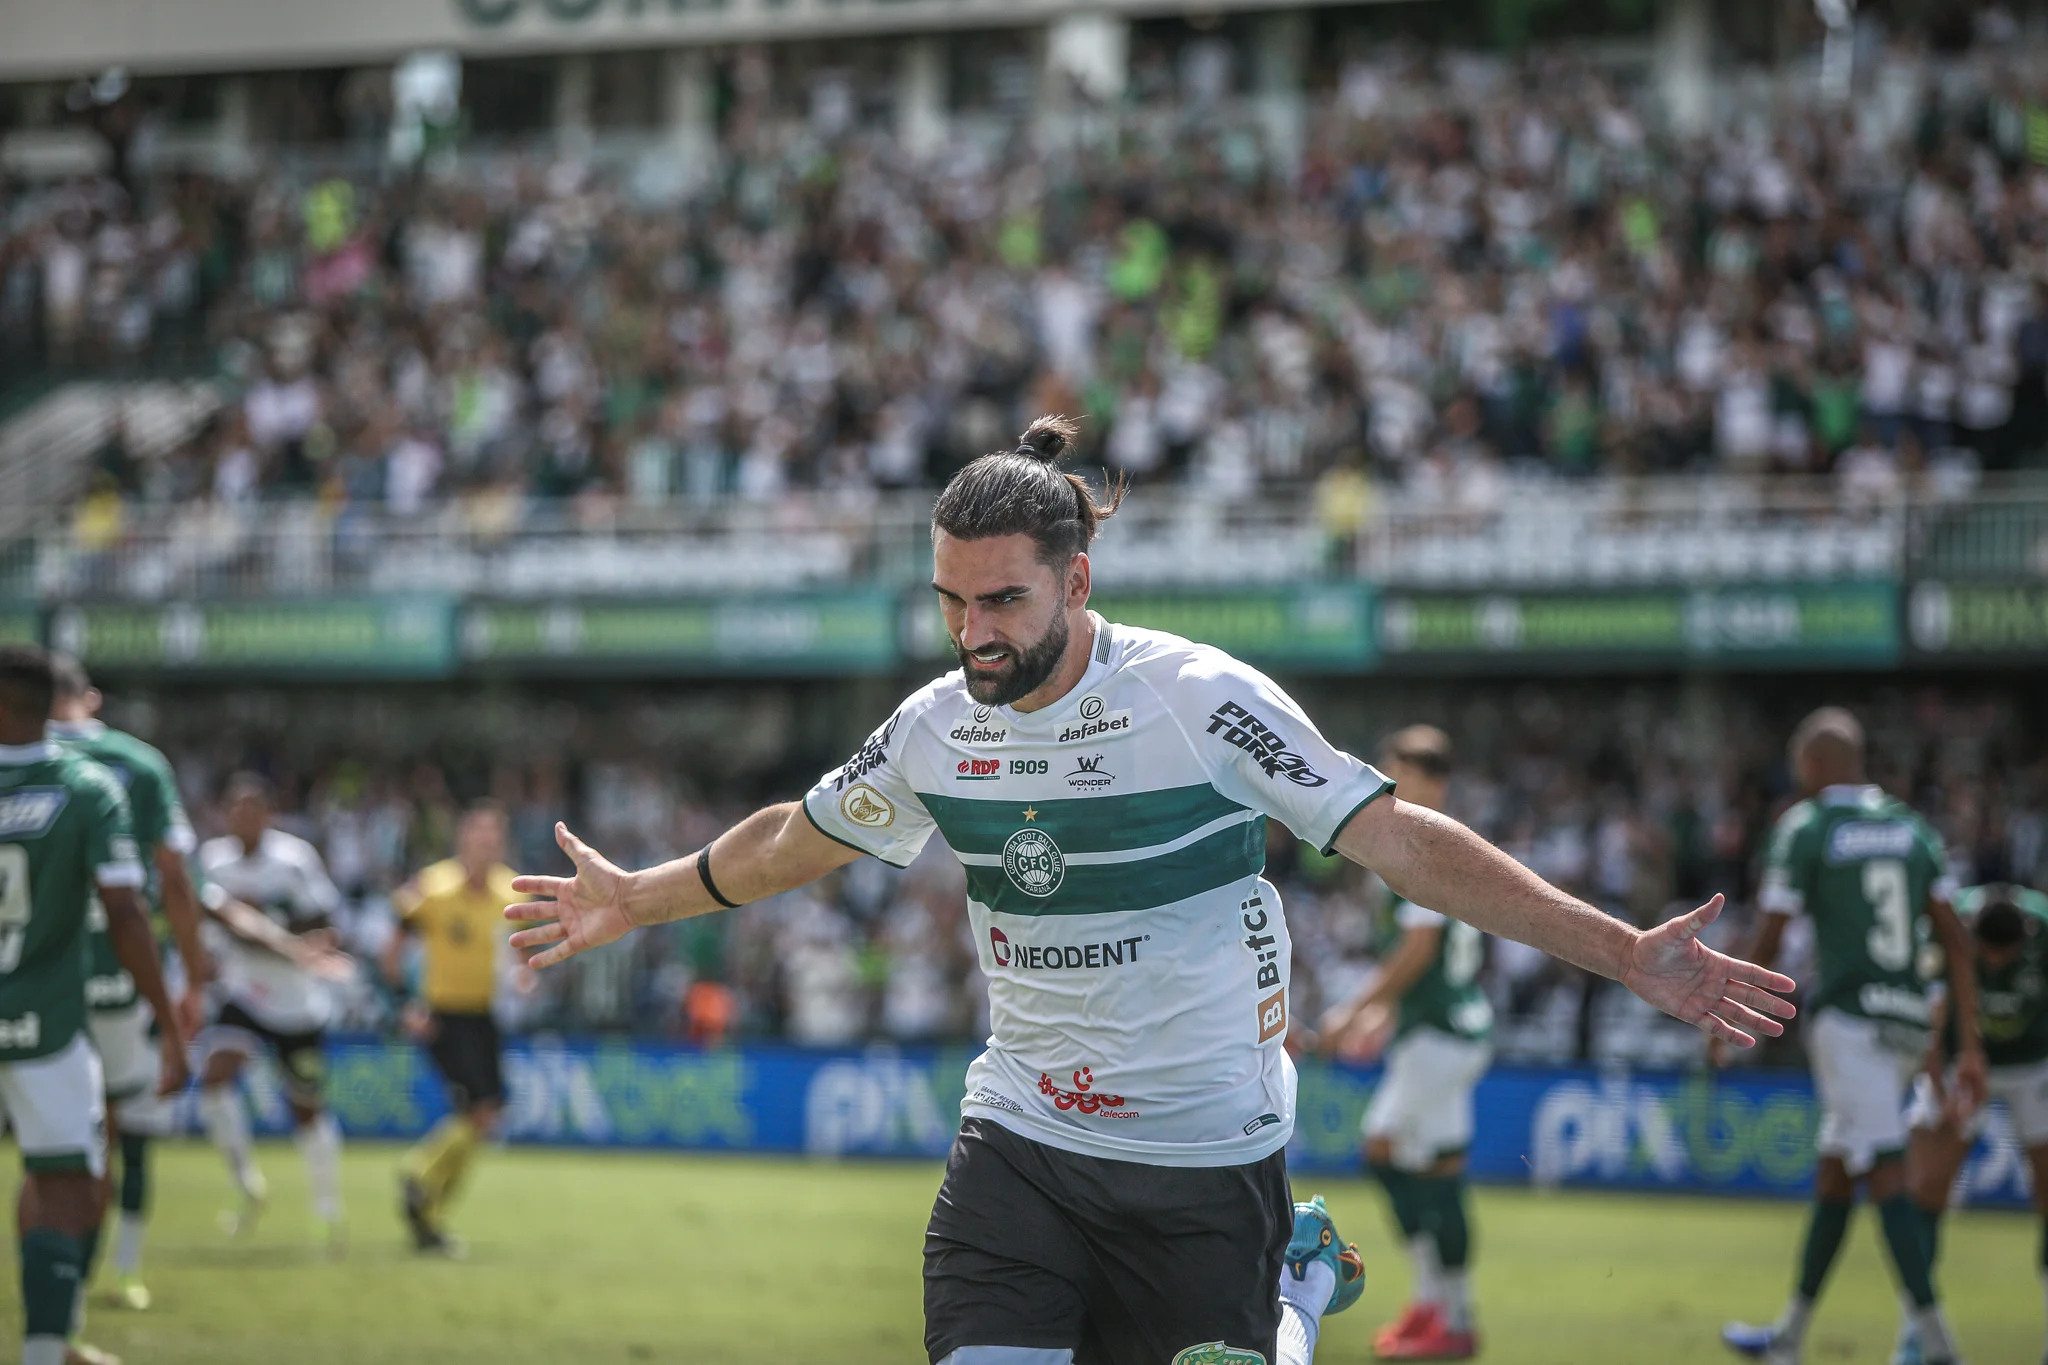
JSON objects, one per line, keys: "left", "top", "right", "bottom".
{"left": 1878, "top": 1195, "right": 1936, "bottom": 1309}
{"left": 1916, "top": 1203, "right": 1942, "bottom": 1276}
{"left": 20, "top": 1228, "right": 83, "bottom": 1341}
{"left": 1797, "top": 1199, "right": 1854, "bottom": 1301}
{"left": 120, "top": 1134, "right": 149, "bottom": 1216}
{"left": 1370, "top": 1162, "right": 1425, "bottom": 1240}
{"left": 1415, "top": 1175, "right": 1472, "bottom": 1270}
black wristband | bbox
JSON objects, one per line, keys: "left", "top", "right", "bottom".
{"left": 696, "top": 846, "right": 740, "bottom": 910}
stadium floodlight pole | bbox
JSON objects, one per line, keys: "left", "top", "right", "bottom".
{"left": 510, "top": 423, "right": 1794, "bottom": 1053}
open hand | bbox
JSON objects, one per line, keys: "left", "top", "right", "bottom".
{"left": 506, "top": 823, "right": 638, "bottom": 969}
{"left": 1620, "top": 894, "right": 1797, "bottom": 1049}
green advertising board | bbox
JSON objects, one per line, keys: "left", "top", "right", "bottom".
{"left": 461, "top": 591, "right": 900, "bottom": 673}
{"left": 903, "top": 584, "right": 1375, "bottom": 670}
{"left": 0, "top": 609, "right": 38, "bottom": 647}
{"left": 1375, "top": 582, "right": 1899, "bottom": 670}
{"left": 1907, "top": 581, "right": 2048, "bottom": 658}
{"left": 47, "top": 598, "right": 455, "bottom": 675}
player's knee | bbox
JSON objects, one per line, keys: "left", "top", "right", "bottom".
{"left": 1865, "top": 1156, "right": 1906, "bottom": 1201}
{"left": 934, "top": 1349, "right": 1076, "bottom": 1365}
{"left": 25, "top": 1170, "right": 100, "bottom": 1236}
{"left": 1813, "top": 1158, "right": 1856, "bottom": 1202}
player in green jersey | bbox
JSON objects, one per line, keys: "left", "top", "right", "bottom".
{"left": 1723, "top": 708, "right": 1981, "bottom": 1365}
{"left": 0, "top": 647, "right": 188, "bottom": 1365}
{"left": 47, "top": 654, "right": 214, "bottom": 1313}
{"left": 1901, "top": 883, "right": 2048, "bottom": 1365}
{"left": 1319, "top": 726, "right": 1492, "bottom": 1362}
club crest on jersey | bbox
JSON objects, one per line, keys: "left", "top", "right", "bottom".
{"left": 1170, "top": 1344, "right": 1266, "bottom": 1365}
{"left": 840, "top": 783, "right": 896, "bottom": 829}
{"left": 0, "top": 789, "right": 67, "bottom": 839}
{"left": 1003, "top": 827, "right": 1065, "bottom": 897}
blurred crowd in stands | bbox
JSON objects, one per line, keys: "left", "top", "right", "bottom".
{"left": 7, "top": 32, "right": 2048, "bottom": 529}
{"left": 114, "top": 675, "right": 2048, "bottom": 1064}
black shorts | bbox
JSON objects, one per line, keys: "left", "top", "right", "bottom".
{"left": 212, "top": 1001, "right": 327, "bottom": 1106}
{"left": 923, "top": 1118, "right": 1290, "bottom": 1365}
{"left": 427, "top": 1011, "right": 504, "bottom": 1110}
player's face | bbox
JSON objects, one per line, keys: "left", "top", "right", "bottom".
{"left": 931, "top": 531, "right": 1083, "bottom": 707}
{"left": 1980, "top": 940, "right": 2024, "bottom": 972}
{"left": 227, "top": 794, "right": 268, "bottom": 846}
{"left": 458, "top": 812, "right": 506, "bottom": 870}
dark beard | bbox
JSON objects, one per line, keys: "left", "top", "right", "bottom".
{"left": 956, "top": 611, "right": 1070, "bottom": 706}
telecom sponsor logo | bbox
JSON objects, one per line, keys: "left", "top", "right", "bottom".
{"left": 1059, "top": 695, "right": 1132, "bottom": 743}
{"left": 1037, "top": 1066, "right": 1138, "bottom": 1118}
{"left": 988, "top": 926, "right": 1148, "bottom": 970}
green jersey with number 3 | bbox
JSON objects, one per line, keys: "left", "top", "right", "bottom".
{"left": 48, "top": 720, "right": 192, "bottom": 1013}
{"left": 0, "top": 741, "right": 142, "bottom": 1062}
{"left": 1376, "top": 889, "right": 1492, "bottom": 1042}
{"left": 1758, "top": 783, "right": 1953, "bottom": 1026}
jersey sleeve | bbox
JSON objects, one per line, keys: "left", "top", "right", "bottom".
{"left": 1177, "top": 654, "right": 1394, "bottom": 854}
{"left": 1914, "top": 819, "right": 1959, "bottom": 905}
{"left": 79, "top": 766, "right": 144, "bottom": 890}
{"left": 800, "top": 700, "right": 939, "bottom": 869}
{"left": 122, "top": 746, "right": 178, "bottom": 858}
{"left": 1758, "top": 802, "right": 1817, "bottom": 916}
{"left": 292, "top": 840, "right": 344, "bottom": 920}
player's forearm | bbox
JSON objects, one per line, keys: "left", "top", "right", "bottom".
{"left": 1337, "top": 799, "right": 1633, "bottom": 981}
{"left": 1932, "top": 900, "right": 1982, "bottom": 1054}
{"left": 102, "top": 888, "right": 182, "bottom": 1038}
{"left": 154, "top": 848, "right": 213, "bottom": 986}
{"left": 621, "top": 802, "right": 857, "bottom": 927}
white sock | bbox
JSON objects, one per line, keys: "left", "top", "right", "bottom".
{"left": 1440, "top": 1268, "right": 1473, "bottom": 1333}
{"left": 297, "top": 1111, "right": 343, "bottom": 1223}
{"left": 1910, "top": 1305, "right": 1955, "bottom": 1361}
{"left": 200, "top": 1086, "right": 257, "bottom": 1191}
{"left": 1894, "top": 1295, "right": 1917, "bottom": 1349}
{"left": 25, "top": 1335, "right": 66, "bottom": 1365}
{"left": 1276, "top": 1260, "right": 1335, "bottom": 1365}
{"left": 115, "top": 1212, "right": 146, "bottom": 1278}
{"left": 1775, "top": 1296, "right": 1813, "bottom": 1345}
{"left": 1408, "top": 1233, "right": 1442, "bottom": 1306}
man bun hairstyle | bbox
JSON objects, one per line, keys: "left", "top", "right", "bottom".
{"left": 932, "top": 415, "right": 1125, "bottom": 567}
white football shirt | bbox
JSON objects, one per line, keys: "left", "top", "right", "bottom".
{"left": 804, "top": 616, "right": 1392, "bottom": 1166}
{"left": 198, "top": 828, "right": 343, "bottom": 1034}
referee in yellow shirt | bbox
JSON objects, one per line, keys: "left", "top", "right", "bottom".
{"left": 383, "top": 800, "right": 528, "bottom": 1254}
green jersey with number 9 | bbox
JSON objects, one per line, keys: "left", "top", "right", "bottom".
{"left": 1758, "top": 783, "right": 1954, "bottom": 1026}
{"left": 0, "top": 741, "right": 144, "bottom": 1062}
{"left": 1375, "top": 890, "right": 1493, "bottom": 1042}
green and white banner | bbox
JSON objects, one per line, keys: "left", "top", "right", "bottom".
{"left": 461, "top": 591, "right": 900, "bottom": 673}
{"left": 1907, "top": 581, "right": 2048, "bottom": 658}
{"left": 46, "top": 598, "right": 456, "bottom": 675}
{"left": 1375, "top": 583, "right": 1899, "bottom": 669}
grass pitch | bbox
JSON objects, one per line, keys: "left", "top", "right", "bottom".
{"left": 1, "top": 1141, "right": 2037, "bottom": 1363}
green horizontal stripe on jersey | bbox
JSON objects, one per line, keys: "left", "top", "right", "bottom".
{"left": 962, "top": 817, "right": 1266, "bottom": 917}
{"left": 919, "top": 783, "right": 1250, "bottom": 857}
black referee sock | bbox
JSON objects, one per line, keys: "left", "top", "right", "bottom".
{"left": 1369, "top": 1162, "right": 1425, "bottom": 1241}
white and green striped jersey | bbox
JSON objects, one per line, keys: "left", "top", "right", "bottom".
{"left": 804, "top": 616, "right": 1393, "bottom": 1167}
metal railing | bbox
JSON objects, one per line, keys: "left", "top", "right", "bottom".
{"left": 9, "top": 475, "right": 2048, "bottom": 603}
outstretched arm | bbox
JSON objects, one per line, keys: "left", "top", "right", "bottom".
{"left": 1332, "top": 796, "right": 1796, "bottom": 1047}
{"left": 507, "top": 804, "right": 864, "bottom": 969}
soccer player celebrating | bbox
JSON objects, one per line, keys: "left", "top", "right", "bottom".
{"left": 195, "top": 772, "right": 350, "bottom": 1247}
{"left": 0, "top": 647, "right": 188, "bottom": 1365}
{"left": 1723, "top": 708, "right": 1980, "bottom": 1365}
{"left": 1898, "top": 882, "right": 2048, "bottom": 1365}
{"left": 385, "top": 799, "right": 528, "bottom": 1255}
{"left": 1318, "top": 726, "right": 1491, "bottom": 1361}
{"left": 508, "top": 418, "right": 1795, "bottom": 1365}
{"left": 45, "top": 654, "right": 213, "bottom": 1312}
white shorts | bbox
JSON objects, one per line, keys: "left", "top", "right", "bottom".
{"left": 0, "top": 1033, "right": 107, "bottom": 1177}
{"left": 1809, "top": 1007, "right": 1920, "bottom": 1176}
{"left": 1362, "top": 1027, "right": 1493, "bottom": 1171}
{"left": 86, "top": 1003, "right": 173, "bottom": 1137}
{"left": 1908, "top": 1057, "right": 2048, "bottom": 1148}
